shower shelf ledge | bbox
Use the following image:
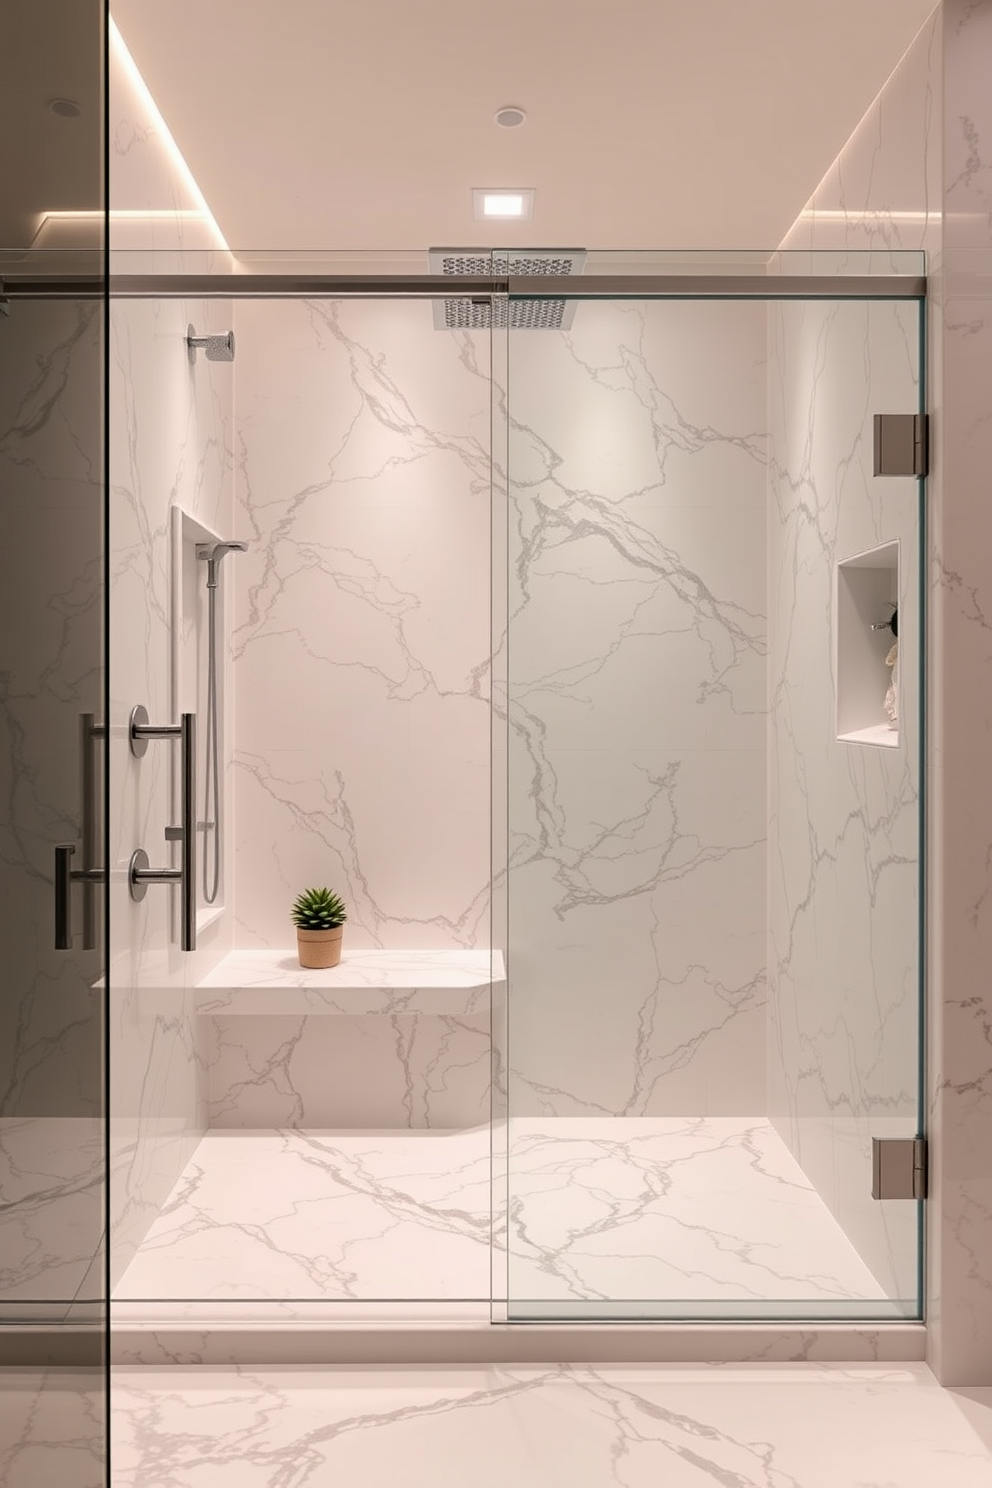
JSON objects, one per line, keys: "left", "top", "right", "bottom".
{"left": 195, "top": 948, "right": 504, "bottom": 1017}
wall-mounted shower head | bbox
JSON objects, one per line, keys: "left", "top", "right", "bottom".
{"left": 196, "top": 540, "right": 248, "bottom": 589}
{"left": 187, "top": 324, "right": 235, "bottom": 363}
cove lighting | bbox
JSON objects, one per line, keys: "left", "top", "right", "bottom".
{"left": 108, "top": 18, "right": 228, "bottom": 249}
{"left": 473, "top": 188, "right": 535, "bottom": 222}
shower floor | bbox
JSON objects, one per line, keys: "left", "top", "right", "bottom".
{"left": 113, "top": 1118, "right": 887, "bottom": 1307}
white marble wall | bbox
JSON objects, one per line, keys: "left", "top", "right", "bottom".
{"left": 929, "top": 0, "right": 992, "bottom": 1390}
{"left": 504, "top": 300, "right": 768, "bottom": 1117}
{"left": 778, "top": 9, "right": 940, "bottom": 258}
{"left": 774, "top": 4, "right": 992, "bottom": 1383}
{"left": 766, "top": 296, "right": 922, "bottom": 1303}
{"left": 769, "top": 12, "right": 938, "bottom": 1312}
{"left": 208, "top": 1013, "right": 489, "bottom": 1129}
{"left": 229, "top": 299, "right": 493, "bottom": 1127}
{"left": 108, "top": 36, "right": 235, "bottom": 1284}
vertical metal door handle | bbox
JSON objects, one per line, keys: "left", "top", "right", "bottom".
{"left": 55, "top": 843, "right": 74, "bottom": 950}
{"left": 128, "top": 709, "right": 197, "bottom": 952}
{"left": 55, "top": 842, "right": 104, "bottom": 950}
{"left": 79, "top": 713, "right": 105, "bottom": 948}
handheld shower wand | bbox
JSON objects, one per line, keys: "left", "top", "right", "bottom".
{"left": 196, "top": 541, "right": 248, "bottom": 905}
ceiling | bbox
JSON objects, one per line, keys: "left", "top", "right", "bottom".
{"left": 3, "top": 1, "right": 937, "bottom": 254}
{"left": 110, "top": 0, "right": 936, "bottom": 253}
{"left": 0, "top": 0, "right": 102, "bottom": 250}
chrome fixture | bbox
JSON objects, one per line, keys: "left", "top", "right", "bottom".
{"left": 197, "top": 540, "right": 248, "bottom": 590}
{"left": 128, "top": 706, "right": 197, "bottom": 951}
{"left": 427, "top": 248, "right": 587, "bottom": 331}
{"left": 196, "top": 541, "right": 248, "bottom": 903}
{"left": 54, "top": 713, "right": 105, "bottom": 950}
{"left": 186, "top": 324, "right": 235, "bottom": 362}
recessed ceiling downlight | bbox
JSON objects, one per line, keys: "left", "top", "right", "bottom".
{"left": 495, "top": 106, "right": 526, "bottom": 128}
{"left": 49, "top": 98, "right": 82, "bottom": 118}
{"left": 472, "top": 188, "right": 535, "bottom": 221}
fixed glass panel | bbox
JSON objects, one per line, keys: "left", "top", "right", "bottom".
{"left": 107, "top": 282, "right": 495, "bottom": 1321}
{"left": 503, "top": 288, "right": 923, "bottom": 1321}
{"left": 0, "top": 5, "right": 108, "bottom": 1481}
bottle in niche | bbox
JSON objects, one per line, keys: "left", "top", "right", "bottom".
{"left": 873, "top": 607, "right": 899, "bottom": 730}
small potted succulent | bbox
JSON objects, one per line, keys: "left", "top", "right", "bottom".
{"left": 291, "top": 886, "right": 348, "bottom": 969}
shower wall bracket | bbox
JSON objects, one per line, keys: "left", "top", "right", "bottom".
{"left": 128, "top": 707, "right": 197, "bottom": 951}
{"left": 186, "top": 324, "right": 235, "bottom": 363}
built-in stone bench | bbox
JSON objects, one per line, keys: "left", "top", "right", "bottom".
{"left": 197, "top": 950, "right": 503, "bottom": 1130}
{"left": 196, "top": 948, "right": 504, "bottom": 1017}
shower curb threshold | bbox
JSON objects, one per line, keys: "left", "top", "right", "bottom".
{"left": 109, "top": 1310, "right": 926, "bottom": 1366}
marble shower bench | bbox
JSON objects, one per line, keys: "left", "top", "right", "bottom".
{"left": 196, "top": 948, "right": 504, "bottom": 1017}
{"left": 200, "top": 950, "right": 500, "bottom": 1128}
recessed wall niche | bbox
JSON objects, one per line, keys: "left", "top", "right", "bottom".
{"left": 836, "top": 541, "right": 900, "bottom": 748}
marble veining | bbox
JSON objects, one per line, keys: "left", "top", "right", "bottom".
{"left": 0, "top": 1369, "right": 105, "bottom": 1488}
{"left": 109, "top": 284, "right": 235, "bottom": 1288}
{"left": 110, "top": 1362, "right": 992, "bottom": 1488}
{"left": 207, "top": 1008, "right": 491, "bottom": 1129}
{"left": 0, "top": 1119, "right": 104, "bottom": 1303}
{"left": 767, "top": 230, "right": 923, "bottom": 1302}
{"left": 503, "top": 298, "right": 769, "bottom": 1120}
{"left": 113, "top": 1127, "right": 492, "bottom": 1302}
{"left": 232, "top": 297, "right": 493, "bottom": 955}
{"left": 113, "top": 1119, "right": 892, "bottom": 1310}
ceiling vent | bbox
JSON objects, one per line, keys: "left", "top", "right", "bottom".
{"left": 428, "top": 248, "right": 587, "bottom": 331}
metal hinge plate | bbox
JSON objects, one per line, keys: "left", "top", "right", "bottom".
{"left": 871, "top": 1136, "right": 927, "bottom": 1200}
{"left": 873, "top": 413, "right": 928, "bottom": 477}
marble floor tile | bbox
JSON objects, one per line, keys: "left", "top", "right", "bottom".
{"left": 110, "top": 1363, "right": 992, "bottom": 1488}
{"left": 113, "top": 1119, "right": 892, "bottom": 1309}
{"left": 506, "top": 1117, "right": 887, "bottom": 1305}
{"left": 0, "top": 1119, "right": 105, "bottom": 1303}
{"left": 113, "top": 1127, "right": 492, "bottom": 1302}
{"left": 0, "top": 1369, "right": 105, "bottom": 1488}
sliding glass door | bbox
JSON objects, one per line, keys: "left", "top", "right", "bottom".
{"left": 500, "top": 263, "right": 925, "bottom": 1322}
{"left": 0, "top": 2, "right": 108, "bottom": 1479}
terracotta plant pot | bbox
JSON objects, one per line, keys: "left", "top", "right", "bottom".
{"left": 296, "top": 926, "right": 344, "bottom": 969}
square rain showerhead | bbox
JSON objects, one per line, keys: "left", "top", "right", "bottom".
{"left": 428, "top": 248, "right": 587, "bottom": 331}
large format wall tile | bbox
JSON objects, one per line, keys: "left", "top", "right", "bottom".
{"left": 109, "top": 293, "right": 234, "bottom": 1284}
{"left": 233, "top": 299, "right": 492, "bottom": 953}
{"left": 504, "top": 300, "right": 768, "bottom": 1118}
{"left": 208, "top": 1013, "right": 489, "bottom": 1129}
{"left": 231, "top": 300, "right": 494, "bottom": 1122}
{"left": 766, "top": 297, "right": 922, "bottom": 1304}
{"left": 929, "top": 0, "right": 992, "bottom": 1388}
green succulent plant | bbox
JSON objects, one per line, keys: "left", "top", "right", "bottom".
{"left": 291, "top": 886, "right": 348, "bottom": 930}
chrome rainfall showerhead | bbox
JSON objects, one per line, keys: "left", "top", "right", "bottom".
{"left": 427, "top": 248, "right": 587, "bottom": 331}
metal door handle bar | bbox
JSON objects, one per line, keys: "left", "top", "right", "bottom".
{"left": 79, "top": 713, "right": 105, "bottom": 947}
{"left": 128, "top": 707, "right": 197, "bottom": 951}
{"left": 53, "top": 713, "right": 106, "bottom": 951}
{"left": 54, "top": 843, "right": 104, "bottom": 951}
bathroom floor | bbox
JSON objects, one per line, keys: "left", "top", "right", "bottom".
{"left": 114, "top": 1118, "right": 890, "bottom": 1307}
{"left": 109, "top": 1362, "right": 992, "bottom": 1488}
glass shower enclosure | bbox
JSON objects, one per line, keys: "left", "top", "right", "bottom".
{"left": 100, "top": 249, "right": 925, "bottom": 1342}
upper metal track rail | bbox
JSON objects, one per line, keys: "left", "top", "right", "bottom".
{"left": 3, "top": 273, "right": 926, "bottom": 299}
{"left": 1, "top": 276, "right": 106, "bottom": 298}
